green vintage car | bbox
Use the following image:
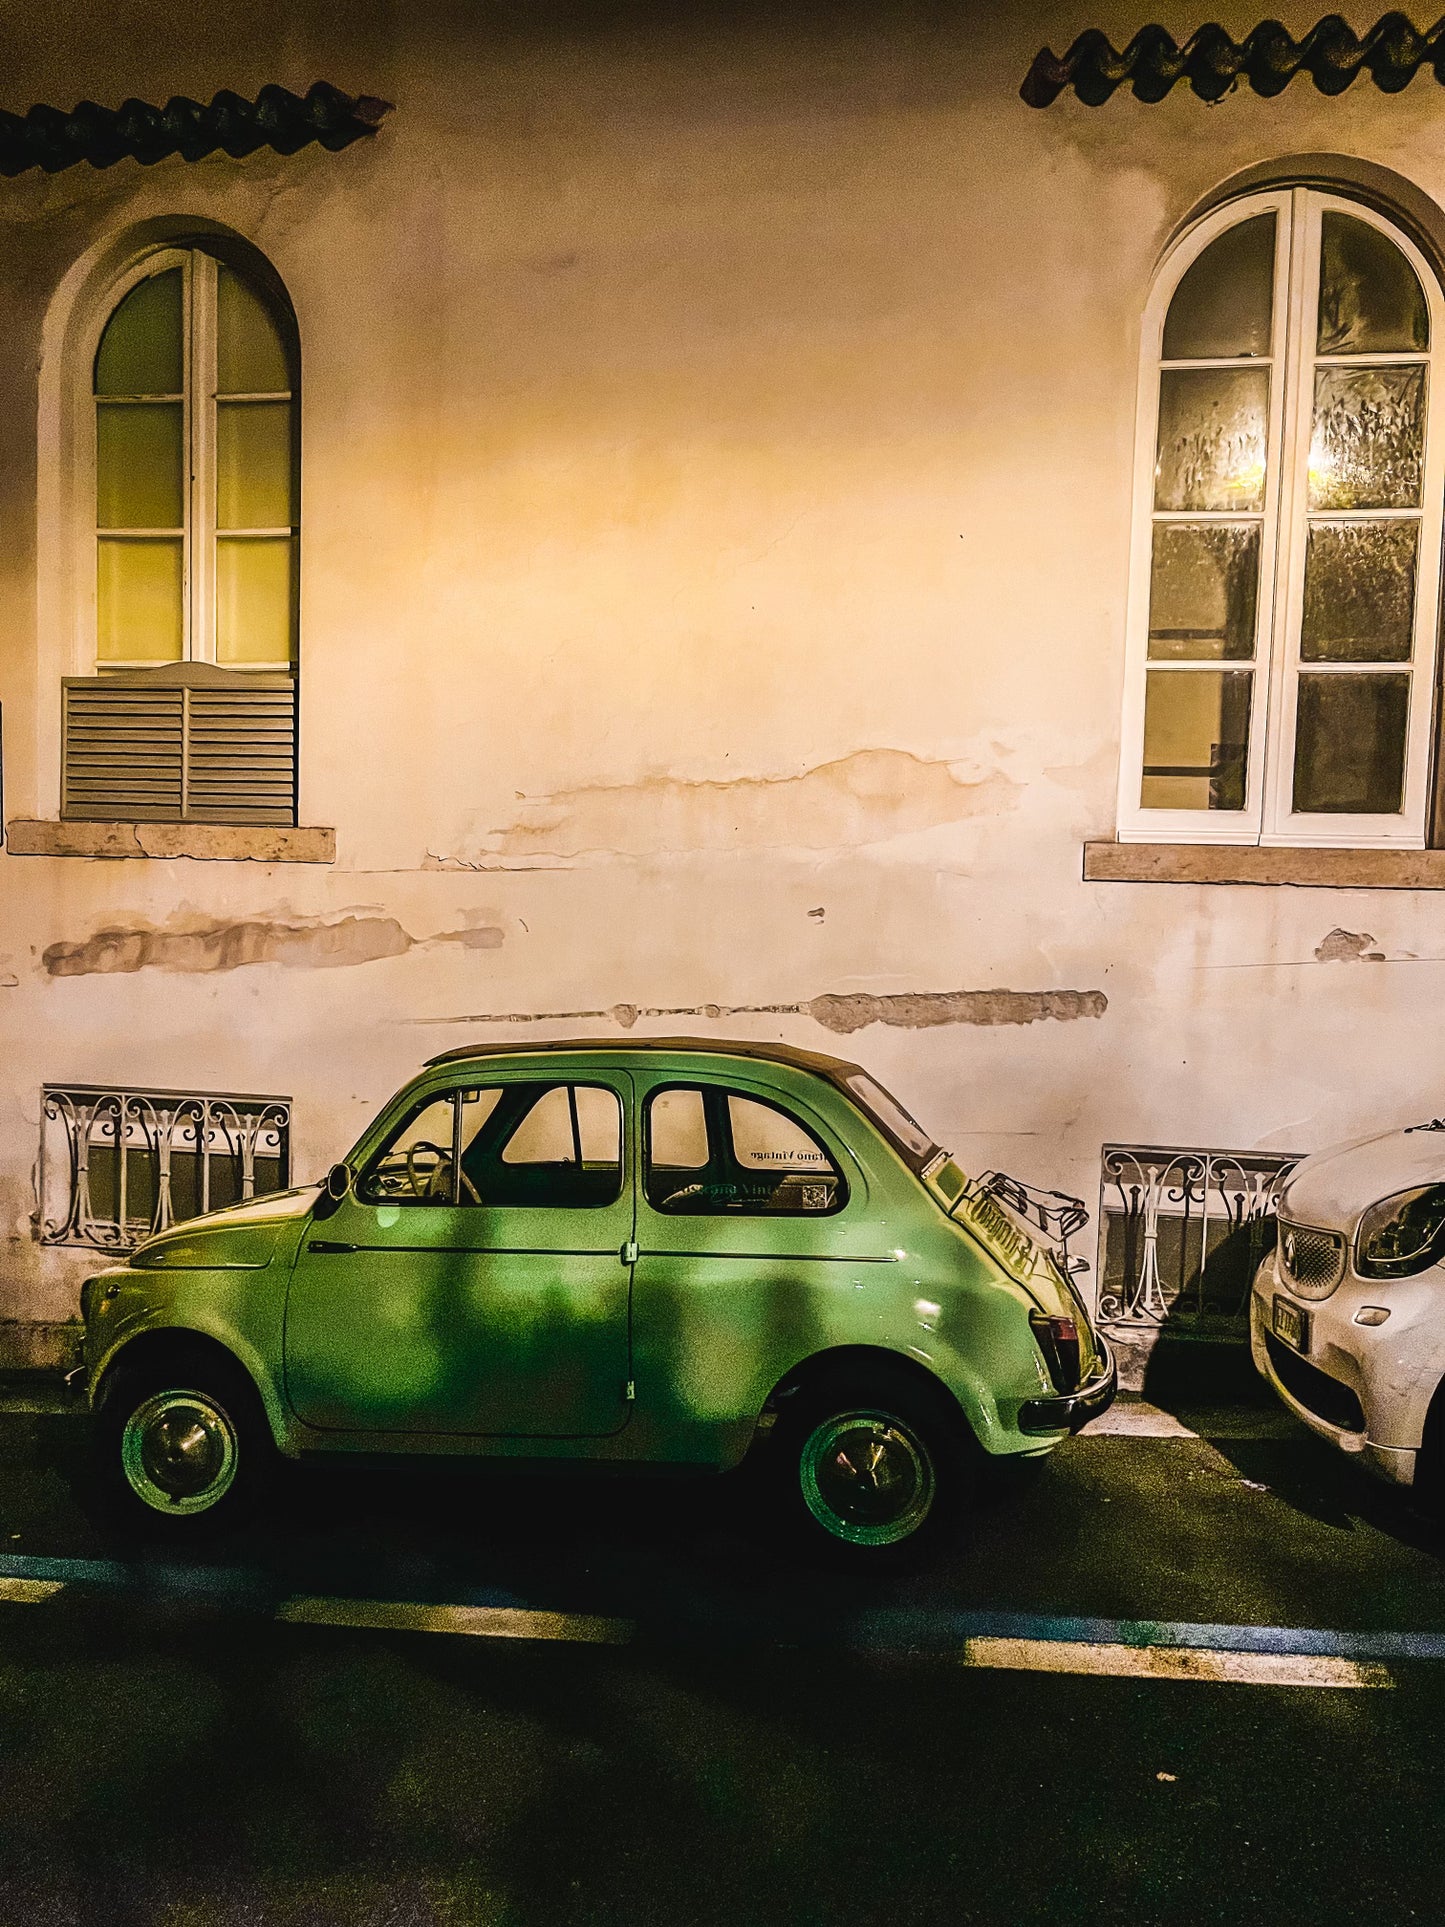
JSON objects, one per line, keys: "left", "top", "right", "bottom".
{"left": 80, "top": 1038, "right": 1114, "bottom": 1557}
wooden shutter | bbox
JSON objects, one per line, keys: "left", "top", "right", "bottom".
{"left": 62, "top": 667, "right": 296, "bottom": 826}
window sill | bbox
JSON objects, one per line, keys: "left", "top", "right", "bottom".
{"left": 4, "top": 821, "right": 335, "bottom": 863}
{"left": 1084, "top": 841, "right": 1445, "bottom": 888}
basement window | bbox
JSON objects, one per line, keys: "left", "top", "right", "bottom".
{"left": 1097, "top": 1143, "right": 1297, "bottom": 1334}
{"left": 39, "top": 1085, "right": 291, "bottom": 1254}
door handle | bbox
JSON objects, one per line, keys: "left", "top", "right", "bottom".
{"left": 307, "top": 1240, "right": 357, "bottom": 1254}
{"left": 620, "top": 1239, "right": 638, "bottom": 1265}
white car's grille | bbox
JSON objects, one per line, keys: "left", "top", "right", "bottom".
{"left": 1277, "top": 1220, "right": 1347, "bottom": 1300}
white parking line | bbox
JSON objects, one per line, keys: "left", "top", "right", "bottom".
{"left": 277, "top": 1597, "right": 632, "bottom": 1643}
{"left": 1083, "top": 1403, "right": 1296, "bottom": 1440}
{"left": 0, "top": 1577, "right": 64, "bottom": 1604}
{"left": 961, "top": 1636, "right": 1393, "bottom": 1688}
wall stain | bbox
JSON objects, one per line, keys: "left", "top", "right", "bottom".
{"left": 414, "top": 988, "right": 1107, "bottom": 1035}
{"left": 1315, "top": 928, "right": 1386, "bottom": 963}
{"left": 43, "top": 914, "right": 504, "bottom": 979}
{"left": 428, "top": 748, "right": 1021, "bottom": 866}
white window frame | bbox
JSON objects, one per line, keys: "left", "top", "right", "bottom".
{"left": 92, "top": 245, "right": 297, "bottom": 673}
{"left": 1117, "top": 188, "right": 1445, "bottom": 849}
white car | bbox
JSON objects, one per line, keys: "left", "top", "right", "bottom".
{"left": 1252, "top": 1121, "right": 1445, "bottom": 1495}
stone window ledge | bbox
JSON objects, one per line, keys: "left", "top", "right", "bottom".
{"left": 1084, "top": 841, "right": 1445, "bottom": 889}
{"left": 4, "top": 820, "right": 335, "bottom": 863}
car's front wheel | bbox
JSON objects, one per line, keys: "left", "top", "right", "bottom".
{"left": 93, "top": 1355, "right": 271, "bottom": 1532}
{"left": 770, "top": 1368, "right": 970, "bottom": 1563}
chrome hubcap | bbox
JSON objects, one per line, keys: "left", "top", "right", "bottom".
{"left": 120, "top": 1389, "right": 239, "bottom": 1515}
{"left": 799, "top": 1409, "right": 934, "bottom": 1547}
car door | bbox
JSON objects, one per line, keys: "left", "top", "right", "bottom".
{"left": 283, "top": 1072, "right": 635, "bottom": 1437}
{"left": 629, "top": 1076, "right": 892, "bottom": 1445}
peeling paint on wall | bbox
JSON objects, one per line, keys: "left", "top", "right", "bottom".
{"left": 414, "top": 987, "right": 1107, "bottom": 1035}
{"left": 1315, "top": 928, "right": 1387, "bottom": 963}
{"left": 425, "top": 748, "right": 1021, "bottom": 866}
{"left": 42, "top": 915, "right": 505, "bottom": 979}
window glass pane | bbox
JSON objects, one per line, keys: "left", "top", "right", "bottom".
{"left": 1147, "top": 523, "right": 1259, "bottom": 660}
{"left": 357, "top": 1095, "right": 456, "bottom": 1203}
{"left": 1293, "top": 673, "right": 1409, "bottom": 814}
{"left": 501, "top": 1085, "right": 620, "bottom": 1166}
{"left": 648, "top": 1088, "right": 709, "bottom": 1170}
{"left": 217, "top": 265, "right": 290, "bottom": 395}
{"left": 216, "top": 538, "right": 295, "bottom": 665}
{"left": 1140, "top": 669, "right": 1251, "bottom": 811}
{"left": 457, "top": 1084, "right": 623, "bottom": 1208}
{"left": 1301, "top": 521, "right": 1418, "bottom": 662}
{"left": 96, "top": 403, "right": 184, "bottom": 529}
{"left": 97, "top": 538, "right": 184, "bottom": 662}
{"left": 1308, "top": 365, "right": 1425, "bottom": 509}
{"left": 1318, "top": 213, "right": 1428, "bottom": 356}
{"left": 1162, "top": 214, "right": 1276, "bottom": 361}
{"left": 217, "top": 401, "right": 293, "bottom": 529}
{"left": 726, "top": 1095, "right": 843, "bottom": 1214}
{"left": 94, "top": 269, "right": 183, "bottom": 395}
{"left": 1155, "top": 368, "right": 1268, "bottom": 511}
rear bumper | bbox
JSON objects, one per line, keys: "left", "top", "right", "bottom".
{"left": 1017, "top": 1340, "right": 1117, "bottom": 1436}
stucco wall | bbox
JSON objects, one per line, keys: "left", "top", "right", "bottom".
{"left": 4, "top": 1, "right": 1445, "bottom": 1328}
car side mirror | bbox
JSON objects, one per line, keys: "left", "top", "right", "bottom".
{"left": 313, "top": 1162, "right": 353, "bottom": 1220}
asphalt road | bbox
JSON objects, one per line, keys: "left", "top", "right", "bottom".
{"left": 2, "top": 1394, "right": 1444, "bottom": 1926}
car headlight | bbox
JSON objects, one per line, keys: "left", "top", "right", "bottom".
{"left": 1356, "top": 1185, "right": 1445, "bottom": 1279}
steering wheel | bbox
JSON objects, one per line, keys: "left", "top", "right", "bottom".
{"left": 405, "top": 1140, "right": 452, "bottom": 1199}
{"left": 404, "top": 1140, "right": 482, "bottom": 1204}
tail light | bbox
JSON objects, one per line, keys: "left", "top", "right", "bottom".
{"left": 1030, "top": 1311, "right": 1082, "bottom": 1393}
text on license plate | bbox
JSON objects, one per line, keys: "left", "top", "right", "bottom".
{"left": 1272, "top": 1295, "right": 1308, "bottom": 1353}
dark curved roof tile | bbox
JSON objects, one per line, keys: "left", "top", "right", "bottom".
{"left": 0, "top": 80, "right": 390, "bottom": 176}
{"left": 1022, "top": 12, "right": 1445, "bottom": 106}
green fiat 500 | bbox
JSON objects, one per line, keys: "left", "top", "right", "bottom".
{"left": 80, "top": 1039, "right": 1114, "bottom": 1557}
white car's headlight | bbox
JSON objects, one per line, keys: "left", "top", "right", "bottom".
{"left": 1356, "top": 1185, "right": 1445, "bottom": 1280}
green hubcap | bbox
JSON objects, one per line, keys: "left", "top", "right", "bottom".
{"left": 798, "top": 1409, "right": 935, "bottom": 1547}
{"left": 120, "top": 1389, "right": 239, "bottom": 1516}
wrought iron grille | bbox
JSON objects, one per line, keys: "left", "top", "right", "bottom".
{"left": 39, "top": 1085, "right": 290, "bottom": 1254}
{"left": 1097, "top": 1144, "right": 1298, "bottom": 1332}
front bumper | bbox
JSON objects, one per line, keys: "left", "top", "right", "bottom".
{"left": 1018, "top": 1340, "right": 1117, "bottom": 1435}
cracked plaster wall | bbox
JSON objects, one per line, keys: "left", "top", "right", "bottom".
{"left": 5, "top": 4, "right": 1445, "bottom": 1323}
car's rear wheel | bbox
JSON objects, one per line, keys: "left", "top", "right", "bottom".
{"left": 770, "top": 1367, "right": 970, "bottom": 1564}
{"left": 93, "top": 1355, "right": 271, "bottom": 1533}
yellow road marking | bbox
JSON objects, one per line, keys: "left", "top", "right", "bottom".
{"left": 276, "top": 1597, "right": 632, "bottom": 1644}
{"left": 0, "top": 1577, "right": 64, "bottom": 1604}
{"left": 961, "top": 1636, "right": 1393, "bottom": 1688}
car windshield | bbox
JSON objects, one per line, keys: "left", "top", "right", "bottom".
{"left": 840, "top": 1071, "right": 941, "bottom": 1172}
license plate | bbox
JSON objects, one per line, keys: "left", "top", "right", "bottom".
{"left": 1272, "top": 1295, "right": 1308, "bottom": 1354}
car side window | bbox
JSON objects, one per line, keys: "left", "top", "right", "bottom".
{"left": 357, "top": 1093, "right": 470, "bottom": 1204}
{"left": 465, "top": 1082, "right": 623, "bottom": 1209}
{"left": 357, "top": 1083, "right": 622, "bottom": 1209}
{"left": 644, "top": 1084, "right": 846, "bottom": 1216}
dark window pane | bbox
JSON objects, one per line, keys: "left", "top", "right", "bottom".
{"left": 1148, "top": 523, "right": 1259, "bottom": 660}
{"left": 1309, "top": 365, "right": 1425, "bottom": 510}
{"left": 94, "top": 269, "right": 184, "bottom": 395}
{"left": 1301, "top": 521, "right": 1417, "bottom": 662}
{"left": 1318, "top": 212, "right": 1428, "bottom": 356}
{"left": 1156, "top": 368, "right": 1268, "bottom": 511}
{"left": 1163, "top": 214, "right": 1276, "bottom": 360}
{"left": 1141, "top": 670, "right": 1252, "bottom": 811}
{"left": 1293, "top": 673, "right": 1409, "bottom": 814}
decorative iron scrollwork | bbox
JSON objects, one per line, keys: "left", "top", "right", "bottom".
{"left": 38, "top": 1086, "right": 290, "bottom": 1253}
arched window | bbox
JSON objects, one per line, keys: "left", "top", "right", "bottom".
{"left": 63, "top": 243, "right": 299, "bottom": 827}
{"left": 1118, "top": 190, "right": 1445, "bottom": 848}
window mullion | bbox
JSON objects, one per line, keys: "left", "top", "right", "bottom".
{"left": 189, "top": 251, "right": 218, "bottom": 665}
{"left": 1259, "top": 188, "right": 1317, "bottom": 841}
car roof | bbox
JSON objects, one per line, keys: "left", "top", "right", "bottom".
{"left": 423, "top": 1034, "right": 865, "bottom": 1083}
